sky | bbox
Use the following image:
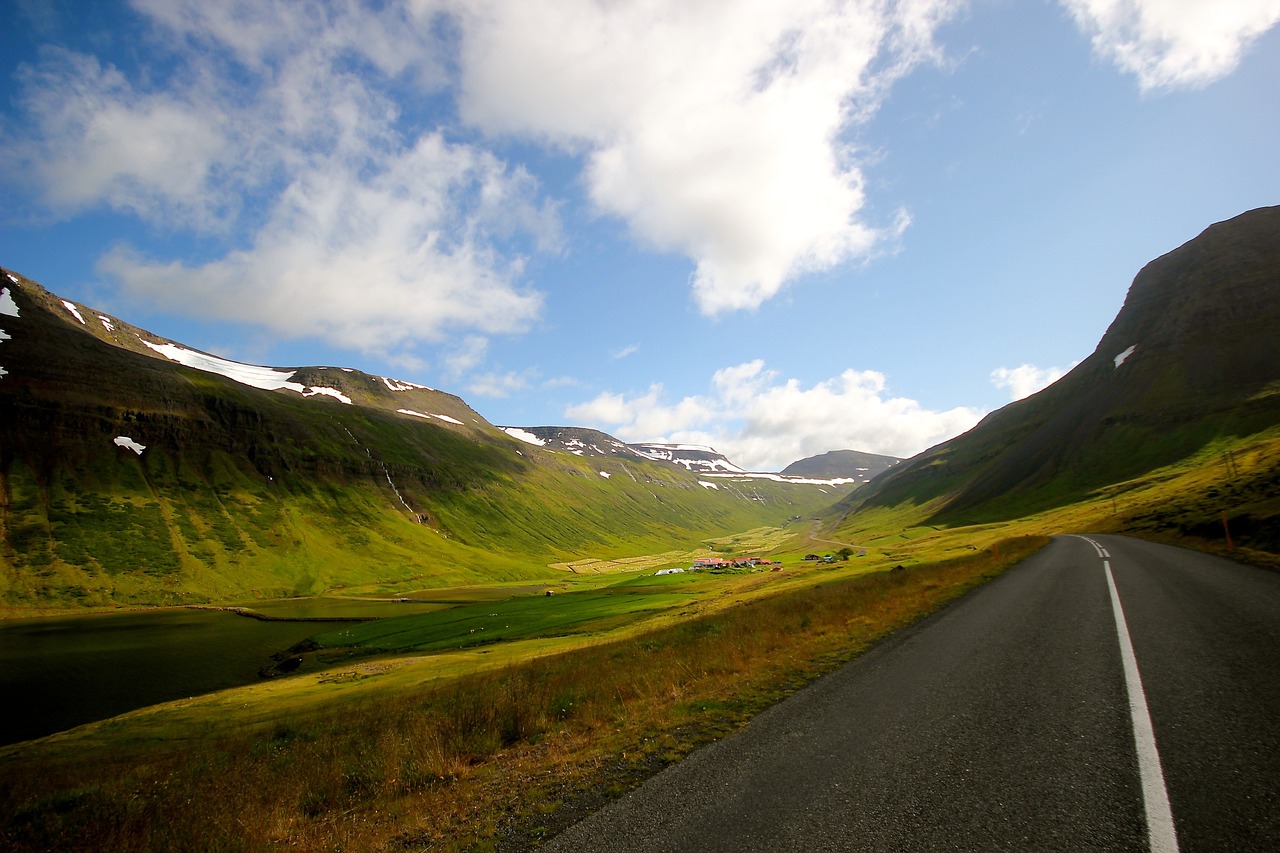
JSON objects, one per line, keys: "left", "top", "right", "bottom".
{"left": 2, "top": 0, "right": 1278, "bottom": 472}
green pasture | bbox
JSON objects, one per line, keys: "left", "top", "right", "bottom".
{"left": 314, "top": 576, "right": 702, "bottom": 653}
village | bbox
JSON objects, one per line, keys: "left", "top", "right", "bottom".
{"left": 654, "top": 556, "right": 783, "bottom": 576}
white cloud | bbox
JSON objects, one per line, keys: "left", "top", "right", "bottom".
{"left": 1062, "top": 0, "right": 1280, "bottom": 90}
{"left": 10, "top": 48, "right": 234, "bottom": 228}
{"left": 98, "top": 132, "right": 545, "bottom": 353}
{"left": 990, "top": 362, "right": 1075, "bottom": 401}
{"left": 10, "top": 0, "right": 554, "bottom": 360}
{"left": 566, "top": 359, "right": 983, "bottom": 471}
{"left": 445, "top": 335, "right": 490, "bottom": 378}
{"left": 611, "top": 344, "right": 639, "bottom": 360}
{"left": 451, "top": 0, "right": 961, "bottom": 314}
{"left": 468, "top": 370, "right": 535, "bottom": 399}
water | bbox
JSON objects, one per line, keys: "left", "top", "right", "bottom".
{"left": 0, "top": 601, "right": 431, "bottom": 746}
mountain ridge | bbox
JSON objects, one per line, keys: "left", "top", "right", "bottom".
{"left": 835, "top": 205, "right": 1280, "bottom": 546}
{"left": 0, "top": 270, "right": 856, "bottom": 609}
{"left": 781, "top": 449, "right": 901, "bottom": 481}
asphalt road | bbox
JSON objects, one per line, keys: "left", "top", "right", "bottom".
{"left": 547, "top": 535, "right": 1280, "bottom": 852}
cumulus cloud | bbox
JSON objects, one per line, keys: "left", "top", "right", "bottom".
{"left": 467, "top": 370, "right": 536, "bottom": 399}
{"left": 1062, "top": 0, "right": 1280, "bottom": 90}
{"left": 97, "top": 132, "right": 546, "bottom": 353}
{"left": 451, "top": 0, "right": 960, "bottom": 314}
{"left": 990, "top": 362, "right": 1075, "bottom": 401}
{"left": 10, "top": 48, "right": 235, "bottom": 228}
{"left": 9, "top": 0, "right": 555, "bottom": 360}
{"left": 566, "top": 359, "right": 983, "bottom": 471}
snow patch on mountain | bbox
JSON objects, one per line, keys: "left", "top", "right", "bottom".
{"left": 140, "top": 339, "right": 353, "bottom": 404}
{"left": 303, "top": 386, "right": 352, "bottom": 404}
{"left": 698, "top": 481, "right": 719, "bottom": 490}
{"left": 383, "top": 376, "right": 433, "bottom": 392}
{"left": 98, "top": 315, "right": 115, "bottom": 331}
{"left": 0, "top": 288, "right": 19, "bottom": 317}
{"left": 398, "top": 409, "right": 464, "bottom": 425}
{"left": 114, "top": 436, "right": 146, "bottom": 455}
{"left": 598, "top": 470, "right": 611, "bottom": 478}
{"left": 702, "top": 472, "right": 859, "bottom": 486}
{"left": 629, "top": 443, "right": 746, "bottom": 473}
{"left": 61, "top": 300, "right": 86, "bottom": 324}
{"left": 503, "top": 427, "right": 546, "bottom": 446}
{"left": 142, "top": 340, "right": 306, "bottom": 392}
{"left": 0, "top": 329, "right": 10, "bottom": 343}
{"left": 1114, "top": 344, "right": 1137, "bottom": 368}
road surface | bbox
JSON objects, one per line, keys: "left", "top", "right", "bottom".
{"left": 548, "top": 535, "right": 1280, "bottom": 851}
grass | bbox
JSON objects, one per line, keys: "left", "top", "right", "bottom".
{"left": 311, "top": 586, "right": 697, "bottom": 654}
{"left": 0, "top": 535, "right": 1046, "bottom": 852}
{"left": 4, "top": 414, "right": 1275, "bottom": 850}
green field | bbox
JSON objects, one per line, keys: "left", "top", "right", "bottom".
{"left": 314, "top": 578, "right": 702, "bottom": 653}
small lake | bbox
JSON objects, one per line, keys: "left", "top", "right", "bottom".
{"left": 0, "top": 598, "right": 452, "bottom": 746}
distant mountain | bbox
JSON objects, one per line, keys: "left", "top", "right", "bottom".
{"left": 0, "top": 271, "right": 855, "bottom": 609}
{"left": 627, "top": 443, "right": 745, "bottom": 474}
{"left": 781, "top": 450, "right": 900, "bottom": 482}
{"left": 498, "top": 427, "right": 884, "bottom": 483}
{"left": 498, "top": 429, "right": 744, "bottom": 474}
{"left": 839, "top": 206, "right": 1280, "bottom": 545}
{"left": 498, "top": 426, "right": 650, "bottom": 461}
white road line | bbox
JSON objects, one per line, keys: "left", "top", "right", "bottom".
{"left": 1104, "top": 560, "right": 1180, "bottom": 853}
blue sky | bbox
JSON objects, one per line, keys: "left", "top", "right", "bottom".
{"left": 3, "top": 0, "right": 1278, "bottom": 471}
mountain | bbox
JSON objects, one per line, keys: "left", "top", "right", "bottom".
{"left": 626, "top": 443, "right": 746, "bottom": 474}
{"left": 0, "top": 271, "right": 855, "bottom": 609}
{"left": 497, "top": 426, "right": 653, "bottom": 462}
{"left": 500, "top": 427, "right": 887, "bottom": 484}
{"left": 836, "top": 206, "right": 1280, "bottom": 547}
{"left": 497, "top": 429, "right": 745, "bottom": 474}
{"left": 780, "top": 450, "right": 901, "bottom": 482}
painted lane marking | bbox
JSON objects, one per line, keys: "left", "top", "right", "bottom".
{"left": 1104, "top": 560, "right": 1180, "bottom": 853}
{"left": 1076, "top": 534, "right": 1108, "bottom": 559}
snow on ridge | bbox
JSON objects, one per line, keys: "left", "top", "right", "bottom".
{"left": 702, "top": 471, "right": 859, "bottom": 486}
{"left": 0, "top": 329, "right": 10, "bottom": 343}
{"left": 598, "top": 470, "right": 611, "bottom": 478}
{"left": 502, "top": 427, "right": 546, "bottom": 446}
{"left": 140, "top": 340, "right": 356, "bottom": 405}
{"left": 61, "top": 300, "right": 86, "bottom": 324}
{"left": 378, "top": 376, "right": 435, "bottom": 391}
{"left": 398, "top": 409, "right": 464, "bottom": 425}
{"left": 4, "top": 273, "right": 18, "bottom": 284}
{"left": 0, "top": 288, "right": 19, "bottom": 317}
{"left": 1114, "top": 344, "right": 1137, "bottom": 368}
{"left": 698, "top": 481, "right": 719, "bottom": 490}
{"left": 303, "top": 386, "right": 352, "bottom": 405}
{"left": 114, "top": 436, "right": 146, "bottom": 455}
{"left": 98, "top": 315, "right": 115, "bottom": 332}
{"left": 637, "top": 442, "right": 717, "bottom": 452}
{"left": 142, "top": 340, "right": 308, "bottom": 392}
{"left": 382, "top": 376, "right": 434, "bottom": 392}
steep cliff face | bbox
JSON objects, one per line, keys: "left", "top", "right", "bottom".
{"left": 844, "top": 206, "right": 1280, "bottom": 525}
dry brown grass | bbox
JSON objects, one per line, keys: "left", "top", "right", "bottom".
{"left": 0, "top": 536, "right": 1046, "bottom": 852}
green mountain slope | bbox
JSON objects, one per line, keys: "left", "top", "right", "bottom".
{"left": 832, "top": 206, "right": 1280, "bottom": 544}
{"left": 780, "top": 449, "right": 901, "bottom": 482}
{"left": 0, "top": 272, "right": 852, "bottom": 609}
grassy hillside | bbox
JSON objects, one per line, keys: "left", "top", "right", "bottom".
{"left": 0, "top": 270, "right": 851, "bottom": 610}
{"left": 832, "top": 207, "right": 1280, "bottom": 546}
